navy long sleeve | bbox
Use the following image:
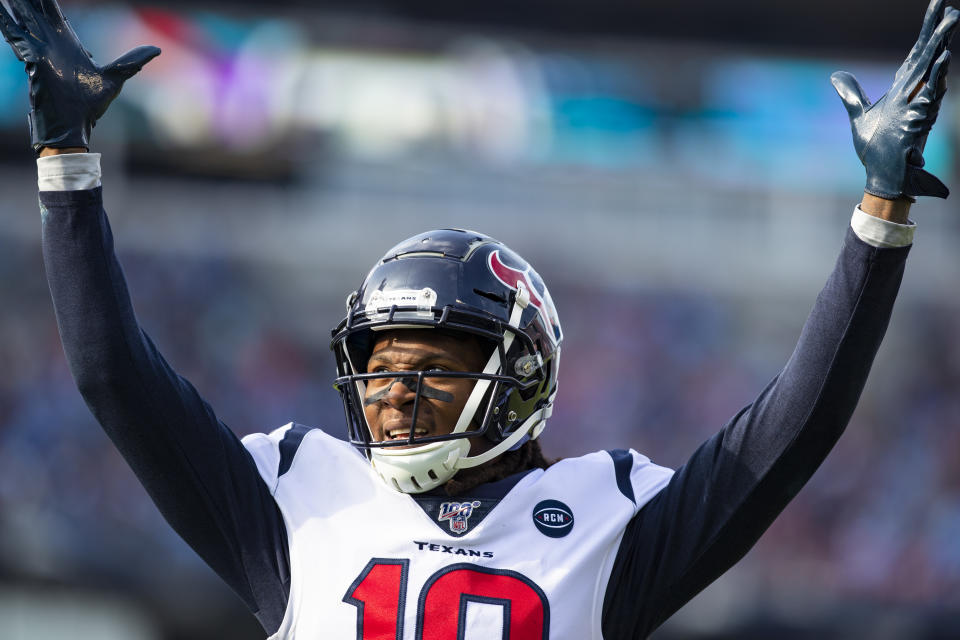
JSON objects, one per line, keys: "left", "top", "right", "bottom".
{"left": 601, "top": 228, "right": 909, "bottom": 638}
{"left": 40, "top": 187, "right": 290, "bottom": 633}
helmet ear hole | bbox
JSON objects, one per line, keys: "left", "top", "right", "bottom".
{"left": 514, "top": 339, "right": 548, "bottom": 402}
{"left": 476, "top": 378, "right": 503, "bottom": 442}
{"left": 540, "top": 346, "right": 553, "bottom": 391}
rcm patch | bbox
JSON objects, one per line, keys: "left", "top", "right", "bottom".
{"left": 532, "top": 500, "right": 574, "bottom": 538}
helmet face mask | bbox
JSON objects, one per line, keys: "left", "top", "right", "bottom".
{"left": 331, "top": 229, "right": 562, "bottom": 493}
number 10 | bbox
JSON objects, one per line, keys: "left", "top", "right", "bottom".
{"left": 343, "top": 558, "right": 550, "bottom": 639}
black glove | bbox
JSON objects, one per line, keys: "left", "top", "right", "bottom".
{"left": 831, "top": 0, "right": 958, "bottom": 200}
{"left": 0, "top": 0, "right": 159, "bottom": 153}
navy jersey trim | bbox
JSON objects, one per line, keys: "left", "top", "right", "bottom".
{"left": 607, "top": 449, "right": 636, "bottom": 504}
{"left": 278, "top": 424, "right": 313, "bottom": 478}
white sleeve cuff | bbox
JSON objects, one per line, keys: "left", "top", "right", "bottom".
{"left": 37, "top": 153, "right": 102, "bottom": 192}
{"left": 850, "top": 205, "right": 915, "bottom": 248}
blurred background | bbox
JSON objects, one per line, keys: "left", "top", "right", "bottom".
{"left": 1, "top": 0, "right": 959, "bottom": 638}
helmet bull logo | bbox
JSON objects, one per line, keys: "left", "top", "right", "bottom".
{"left": 488, "top": 250, "right": 561, "bottom": 345}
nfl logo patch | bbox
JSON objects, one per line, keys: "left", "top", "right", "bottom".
{"left": 438, "top": 501, "right": 482, "bottom": 533}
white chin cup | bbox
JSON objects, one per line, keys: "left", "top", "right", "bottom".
{"left": 370, "top": 438, "right": 471, "bottom": 493}
{"left": 370, "top": 407, "right": 550, "bottom": 493}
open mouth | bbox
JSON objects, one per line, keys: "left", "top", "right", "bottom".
{"left": 385, "top": 427, "right": 428, "bottom": 441}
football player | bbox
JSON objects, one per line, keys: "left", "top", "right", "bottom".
{"left": 2, "top": 0, "right": 956, "bottom": 637}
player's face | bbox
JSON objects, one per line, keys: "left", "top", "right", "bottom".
{"left": 363, "top": 330, "right": 488, "bottom": 449}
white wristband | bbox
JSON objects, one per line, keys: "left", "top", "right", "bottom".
{"left": 37, "top": 153, "right": 102, "bottom": 192}
{"left": 850, "top": 205, "right": 915, "bottom": 248}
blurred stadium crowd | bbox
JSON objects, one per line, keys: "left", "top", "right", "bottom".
{"left": 1, "top": 3, "right": 959, "bottom": 639}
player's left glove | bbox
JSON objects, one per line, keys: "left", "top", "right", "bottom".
{"left": 0, "top": 0, "right": 160, "bottom": 153}
{"left": 831, "top": 0, "right": 959, "bottom": 200}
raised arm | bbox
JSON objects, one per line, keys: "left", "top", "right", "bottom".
{"left": 601, "top": 1, "right": 958, "bottom": 636}
{"left": 1, "top": 1, "right": 290, "bottom": 632}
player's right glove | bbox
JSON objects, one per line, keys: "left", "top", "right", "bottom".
{"left": 831, "top": 0, "right": 959, "bottom": 200}
{"left": 0, "top": 0, "right": 160, "bottom": 153}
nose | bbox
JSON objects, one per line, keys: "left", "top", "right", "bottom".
{"left": 382, "top": 375, "right": 418, "bottom": 408}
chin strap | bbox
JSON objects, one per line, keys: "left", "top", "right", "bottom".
{"left": 456, "top": 387, "right": 554, "bottom": 469}
{"left": 455, "top": 399, "right": 551, "bottom": 468}
{"left": 449, "top": 282, "right": 530, "bottom": 435}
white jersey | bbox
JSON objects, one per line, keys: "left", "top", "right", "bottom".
{"left": 243, "top": 424, "right": 673, "bottom": 640}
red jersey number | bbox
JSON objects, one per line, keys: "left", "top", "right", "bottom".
{"left": 343, "top": 559, "right": 550, "bottom": 640}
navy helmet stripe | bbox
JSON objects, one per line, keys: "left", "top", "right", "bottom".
{"left": 278, "top": 424, "right": 313, "bottom": 478}
{"left": 607, "top": 449, "right": 636, "bottom": 505}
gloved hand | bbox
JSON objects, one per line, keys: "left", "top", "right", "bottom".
{"left": 0, "top": 0, "right": 160, "bottom": 153}
{"left": 831, "top": 0, "right": 959, "bottom": 200}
